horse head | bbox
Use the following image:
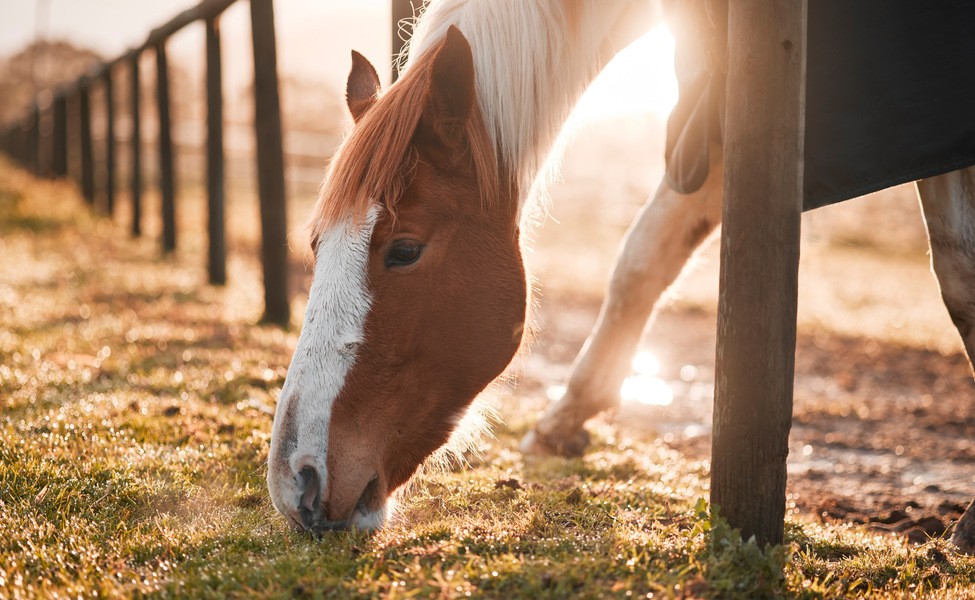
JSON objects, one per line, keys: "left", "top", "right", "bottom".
{"left": 267, "top": 27, "right": 527, "bottom": 531}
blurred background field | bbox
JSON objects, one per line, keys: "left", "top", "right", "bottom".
{"left": 3, "top": 2, "right": 975, "bottom": 596}
{"left": 2, "top": 0, "right": 972, "bottom": 536}
{"left": 2, "top": 150, "right": 975, "bottom": 597}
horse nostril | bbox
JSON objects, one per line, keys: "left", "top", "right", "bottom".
{"left": 297, "top": 465, "right": 322, "bottom": 515}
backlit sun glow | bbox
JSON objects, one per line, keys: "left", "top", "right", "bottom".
{"left": 544, "top": 350, "right": 675, "bottom": 408}
{"left": 571, "top": 24, "right": 678, "bottom": 124}
{"left": 621, "top": 351, "right": 674, "bottom": 407}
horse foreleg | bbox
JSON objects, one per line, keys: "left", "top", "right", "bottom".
{"left": 521, "top": 155, "right": 724, "bottom": 457}
{"left": 916, "top": 166, "right": 975, "bottom": 553}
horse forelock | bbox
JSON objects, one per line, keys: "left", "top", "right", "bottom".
{"left": 308, "top": 42, "right": 503, "bottom": 250}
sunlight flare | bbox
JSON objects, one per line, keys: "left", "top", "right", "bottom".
{"left": 620, "top": 374, "right": 674, "bottom": 407}
{"left": 631, "top": 350, "right": 660, "bottom": 377}
{"left": 571, "top": 24, "right": 678, "bottom": 124}
{"left": 545, "top": 384, "right": 567, "bottom": 401}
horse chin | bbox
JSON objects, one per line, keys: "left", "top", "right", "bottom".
{"left": 298, "top": 498, "right": 393, "bottom": 534}
{"left": 348, "top": 497, "right": 394, "bottom": 530}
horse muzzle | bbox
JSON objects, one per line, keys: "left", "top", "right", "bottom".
{"left": 268, "top": 456, "right": 387, "bottom": 532}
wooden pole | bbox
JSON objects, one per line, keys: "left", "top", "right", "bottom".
{"left": 66, "top": 91, "right": 79, "bottom": 181}
{"left": 156, "top": 42, "right": 176, "bottom": 253}
{"left": 27, "top": 104, "right": 40, "bottom": 175}
{"left": 130, "top": 53, "right": 143, "bottom": 237}
{"left": 79, "top": 83, "right": 96, "bottom": 205}
{"left": 53, "top": 94, "right": 67, "bottom": 178}
{"left": 390, "top": 0, "right": 415, "bottom": 82}
{"left": 17, "top": 123, "right": 29, "bottom": 167}
{"left": 7, "top": 128, "right": 17, "bottom": 161}
{"left": 205, "top": 16, "right": 227, "bottom": 285}
{"left": 145, "top": 0, "right": 240, "bottom": 49}
{"left": 13, "top": 125, "right": 24, "bottom": 165}
{"left": 14, "top": 117, "right": 26, "bottom": 167}
{"left": 103, "top": 67, "right": 116, "bottom": 216}
{"left": 249, "top": 0, "right": 290, "bottom": 326}
{"left": 38, "top": 100, "right": 53, "bottom": 178}
{"left": 710, "top": 0, "right": 807, "bottom": 547}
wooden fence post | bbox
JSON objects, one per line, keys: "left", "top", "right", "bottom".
{"left": 710, "top": 0, "right": 807, "bottom": 546}
{"left": 8, "top": 120, "right": 19, "bottom": 165}
{"left": 249, "top": 0, "right": 290, "bottom": 326}
{"left": 66, "top": 91, "right": 78, "bottom": 181}
{"left": 156, "top": 42, "right": 176, "bottom": 253}
{"left": 206, "top": 16, "right": 227, "bottom": 285}
{"left": 7, "top": 127, "right": 15, "bottom": 165}
{"left": 103, "top": 67, "right": 116, "bottom": 216}
{"left": 390, "top": 0, "right": 415, "bottom": 82}
{"left": 16, "top": 123, "right": 28, "bottom": 167}
{"left": 27, "top": 104, "right": 40, "bottom": 175}
{"left": 130, "top": 53, "right": 143, "bottom": 237}
{"left": 79, "top": 83, "right": 96, "bottom": 205}
{"left": 37, "top": 96, "right": 53, "bottom": 178}
{"left": 12, "top": 118, "right": 23, "bottom": 167}
{"left": 53, "top": 94, "right": 67, "bottom": 178}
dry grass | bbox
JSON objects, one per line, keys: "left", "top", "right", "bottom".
{"left": 3, "top": 156, "right": 975, "bottom": 598}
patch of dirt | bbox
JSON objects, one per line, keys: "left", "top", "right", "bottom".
{"left": 517, "top": 287, "right": 975, "bottom": 545}
{"left": 519, "top": 123, "right": 975, "bottom": 543}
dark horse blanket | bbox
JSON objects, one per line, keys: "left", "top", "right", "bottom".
{"left": 665, "top": 1, "right": 975, "bottom": 211}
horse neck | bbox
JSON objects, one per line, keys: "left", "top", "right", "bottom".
{"left": 405, "top": 0, "right": 659, "bottom": 214}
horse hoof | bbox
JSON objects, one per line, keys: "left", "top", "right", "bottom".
{"left": 951, "top": 530, "right": 975, "bottom": 555}
{"left": 951, "top": 518, "right": 975, "bottom": 554}
{"left": 519, "top": 427, "right": 590, "bottom": 458}
{"left": 950, "top": 500, "right": 975, "bottom": 555}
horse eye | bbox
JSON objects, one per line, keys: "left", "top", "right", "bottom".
{"left": 385, "top": 240, "right": 423, "bottom": 267}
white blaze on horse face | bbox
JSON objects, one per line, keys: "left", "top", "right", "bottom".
{"left": 267, "top": 206, "right": 379, "bottom": 529}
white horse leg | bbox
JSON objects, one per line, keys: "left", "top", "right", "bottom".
{"left": 522, "top": 154, "right": 724, "bottom": 456}
{"left": 916, "top": 166, "right": 975, "bottom": 553}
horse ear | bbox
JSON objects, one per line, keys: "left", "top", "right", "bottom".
{"left": 346, "top": 50, "right": 381, "bottom": 123}
{"left": 418, "top": 26, "right": 475, "bottom": 150}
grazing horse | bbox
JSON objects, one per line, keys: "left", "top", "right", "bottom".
{"left": 267, "top": 0, "right": 975, "bottom": 550}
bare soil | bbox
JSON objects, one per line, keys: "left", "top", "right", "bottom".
{"left": 514, "top": 280, "right": 975, "bottom": 547}
{"left": 502, "top": 114, "right": 975, "bottom": 546}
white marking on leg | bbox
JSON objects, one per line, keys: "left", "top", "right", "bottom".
{"left": 525, "top": 158, "right": 724, "bottom": 455}
{"left": 918, "top": 169, "right": 975, "bottom": 355}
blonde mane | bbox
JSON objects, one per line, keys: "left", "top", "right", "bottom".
{"left": 309, "top": 0, "right": 658, "bottom": 242}
{"left": 308, "top": 42, "right": 501, "bottom": 243}
{"left": 403, "top": 0, "right": 604, "bottom": 212}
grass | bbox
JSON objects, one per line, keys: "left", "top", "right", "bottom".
{"left": 2, "top": 157, "right": 975, "bottom": 599}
